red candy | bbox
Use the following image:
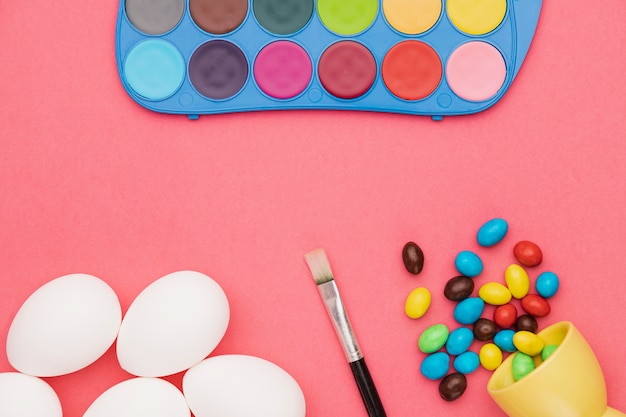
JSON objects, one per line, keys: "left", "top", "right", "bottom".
{"left": 513, "top": 240, "right": 543, "bottom": 267}
{"left": 521, "top": 294, "right": 551, "bottom": 317}
{"left": 494, "top": 304, "right": 518, "bottom": 328}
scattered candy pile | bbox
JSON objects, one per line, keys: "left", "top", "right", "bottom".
{"left": 402, "top": 218, "right": 561, "bottom": 401}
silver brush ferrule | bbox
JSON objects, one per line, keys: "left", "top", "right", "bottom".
{"left": 318, "top": 280, "right": 363, "bottom": 363}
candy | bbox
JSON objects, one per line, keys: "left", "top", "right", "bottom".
{"left": 413, "top": 219, "right": 563, "bottom": 400}
{"left": 504, "top": 264, "right": 530, "bottom": 299}
{"left": 420, "top": 352, "right": 450, "bottom": 380}
{"left": 476, "top": 218, "right": 508, "bottom": 247}
{"left": 478, "top": 282, "right": 512, "bottom": 305}
{"left": 445, "top": 327, "right": 474, "bottom": 356}
{"left": 418, "top": 324, "right": 449, "bottom": 353}
{"left": 494, "top": 329, "right": 517, "bottom": 352}
{"left": 536, "top": 271, "right": 559, "bottom": 298}
{"left": 405, "top": 287, "right": 431, "bottom": 319}
{"left": 513, "top": 330, "right": 544, "bottom": 356}
{"left": 453, "top": 297, "right": 485, "bottom": 325}
{"left": 438, "top": 373, "right": 467, "bottom": 401}
{"left": 542, "top": 344, "right": 558, "bottom": 361}
{"left": 511, "top": 352, "right": 535, "bottom": 381}
{"left": 444, "top": 276, "right": 474, "bottom": 301}
{"left": 453, "top": 351, "right": 480, "bottom": 374}
{"left": 521, "top": 294, "right": 551, "bottom": 317}
{"left": 515, "top": 315, "right": 538, "bottom": 332}
{"left": 479, "top": 343, "right": 503, "bottom": 371}
{"left": 493, "top": 303, "right": 517, "bottom": 328}
{"left": 454, "top": 251, "right": 483, "bottom": 277}
{"left": 473, "top": 318, "right": 497, "bottom": 341}
{"left": 402, "top": 241, "right": 425, "bottom": 274}
{"left": 513, "top": 241, "right": 543, "bottom": 267}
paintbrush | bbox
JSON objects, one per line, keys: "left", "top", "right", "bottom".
{"left": 304, "top": 248, "right": 387, "bottom": 417}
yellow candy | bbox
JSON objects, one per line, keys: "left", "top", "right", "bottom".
{"left": 513, "top": 330, "right": 545, "bottom": 356}
{"left": 478, "top": 282, "right": 512, "bottom": 305}
{"left": 505, "top": 264, "right": 530, "bottom": 299}
{"left": 405, "top": 287, "right": 431, "bottom": 319}
{"left": 479, "top": 343, "right": 503, "bottom": 371}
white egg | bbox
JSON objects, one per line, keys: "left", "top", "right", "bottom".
{"left": 183, "top": 355, "right": 306, "bottom": 417}
{"left": 6, "top": 273, "right": 122, "bottom": 377}
{"left": 83, "top": 377, "right": 190, "bottom": 417}
{"left": 116, "top": 270, "right": 230, "bottom": 377}
{"left": 0, "top": 372, "right": 62, "bottom": 417}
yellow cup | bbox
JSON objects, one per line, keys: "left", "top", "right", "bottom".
{"left": 487, "top": 321, "right": 625, "bottom": 417}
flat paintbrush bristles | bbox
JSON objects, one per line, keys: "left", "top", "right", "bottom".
{"left": 304, "top": 248, "right": 335, "bottom": 285}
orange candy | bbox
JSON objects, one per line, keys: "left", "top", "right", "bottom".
{"left": 513, "top": 241, "right": 543, "bottom": 267}
{"left": 494, "top": 304, "right": 517, "bottom": 328}
{"left": 521, "top": 294, "right": 551, "bottom": 317}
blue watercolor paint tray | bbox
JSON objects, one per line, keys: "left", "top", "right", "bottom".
{"left": 115, "top": 0, "right": 542, "bottom": 120}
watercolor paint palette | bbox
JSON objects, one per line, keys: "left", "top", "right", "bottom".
{"left": 115, "top": 0, "right": 542, "bottom": 120}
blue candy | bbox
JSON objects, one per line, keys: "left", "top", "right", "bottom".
{"left": 446, "top": 327, "right": 474, "bottom": 356}
{"left": 477, "top": 218, "right": 509, "bottom": 247}
{"left": 453, "top": 297, "right": 485, "bottom": 325}
{"left": 494, "top": 329, "right": 517, "bottom": 352}
{"left": 536, "top": 271, "right": 559, "bottom": 298}
{"left": 420, "top": 352, "right": 450, "bottom": 380}
{"left": 454, "top": 351, "right": 480, "bottom": 374}
{"left": 454, "top": 250, "right": 483, "bottom": 277}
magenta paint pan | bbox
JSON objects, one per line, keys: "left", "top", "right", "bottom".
{"left": 254, "top": 41, "right": 312, "bottom": 99}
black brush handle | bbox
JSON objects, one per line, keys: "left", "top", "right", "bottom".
{"left": 349, "top": 358, "right": 387, "bottom": 417}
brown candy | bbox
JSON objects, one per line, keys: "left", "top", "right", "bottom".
{"left": 515, "top": 314, "right": 538, "bottom": 333}
{"left": 402, "top": 241, "right": 424, "bottom": 274}
{"left": 473, "top": 318, "right": 497, "bottom": 341}
{"left": 439, "top": 372, "right": 467, "bottom": 401}
{"left": 444, "top": 276, "right": 474, "bottom": 301}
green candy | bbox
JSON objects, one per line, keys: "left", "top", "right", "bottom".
{"left": 541, "top": 344, "right": 559, "bottom": 361}
{"left": 512, "top": 352, "right": 535, "bottom": 381}
{"left": 419, "top": 324, "right": 449, "bottom": 353}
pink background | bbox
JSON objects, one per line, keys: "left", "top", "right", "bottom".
{"left": 1, "top": 1, "right": 626, "bottom": 416}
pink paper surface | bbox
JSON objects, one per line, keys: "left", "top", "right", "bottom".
{"left": 1, "top": 1, "right": 626, "bottom": 416}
